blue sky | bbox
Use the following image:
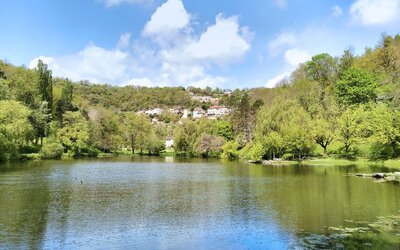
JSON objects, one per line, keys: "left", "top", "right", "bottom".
{"left": 1, "top": 0, "right": 399, "bottom": 88}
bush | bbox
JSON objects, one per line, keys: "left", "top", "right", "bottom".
{"left": 247, "top": 142, "right": 265, "bottom": 163}
{"left": 221, "top": 140, "right": 239, "bottom": 160}
{"left": 40, "top": 143, "right": 64, "bottom": 159}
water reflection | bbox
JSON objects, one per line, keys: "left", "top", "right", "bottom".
{"left": 0, "top": 158, "right": 399, "bottom": 248}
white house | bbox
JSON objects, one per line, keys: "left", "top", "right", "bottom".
{"left": 169, "top": 108, "right": 182, "bottom": 114}
{"left": 181, "top": 109, "right": 190, "bottom": 119}
{"left": 145, "top": 108, "right": 164, "bottom": 116}
{"left": 207, "top": 106, "right": 230, "bottom": 117}
{"left": 165, "top": 138, "right": 174, "bottom": 148}
{"left": 192, "top": 108, "right": 205, "bottom": 119}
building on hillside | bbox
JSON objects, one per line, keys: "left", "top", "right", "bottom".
{"left": 181, "top": 109, "right": 190, "bottom": 119}
{"left": 165, "top": 138, "right": 174, "bottom": 148}
{"left": 169, "top": 108, "right": 182, "bottom": 114}
{"left": 145, "top": 108, "right": 164, "bottom": 116}
{"left": 192, "top": 108, "right": 205, "bottom": 119}
{"left": 223, "top": 89, "right": 232, "bottom": 95}
{"left": 207, "top": 106, "right": 231, "bottom": 118}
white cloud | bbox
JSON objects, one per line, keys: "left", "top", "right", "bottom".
{"left": 184, "top": 14, "right": 250, "bottom": 64}
{"left": 350, "top": 0, "right": 400, "bottom": 26}
{"left": 117, "top": 32, "right": 131, "bottom": 50}
{"left": 143, "top": 0, "right": 190, "bottom": 38}
{"left": 29, "top": 0, "right": 251, "bottom": 88}
{"left": 332, "top": 5, "right": 343, "bottom": 18}
{"left": 284, "top": 48, "right": 311, "bottom": 67}
{"left": 30, "top": 40, "right": 134, "bottom": 84}
{"left": 102, "top": 0, "right": 152, "bottom": 7}
{"left": 268, "top": 32, "right": 296, "bottom": 57}
{"left": 265, "top": 72, "right": 290, "bottom": 88}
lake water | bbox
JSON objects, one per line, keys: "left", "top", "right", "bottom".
{"left": 1, "top": 157, "right": 400, "bottom": 249}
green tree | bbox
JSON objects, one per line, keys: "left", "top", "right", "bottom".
{"left": 88, "top": 107, "right": 122, "bottom": 152}
{"left": 35, "top": 60, "right": 53, "bottom": 113}
{"left": 29, "top": 101, "right": 51, "bottom": 145}
{"left": 57, "top": 111, "right": 91, "bottom": 157}
{"left": 134, "top": 114, "right": 152, "bottom": 154}
{"left": 56, "top": 79, "right": 74, "bottom": 126}
{"left": 339, "top": 49, "right": 355, "bottom": 76}
{"left": 145, "top": 132, "right": 165, "bottom": 155}
{"left": 313, "top": 117, "right": 336, "bottom": 156}
{"left": 305, "top": 53, "right": 338, "bottom": 88}
{"left": 0, "top": 100, "right": 33, "bottom": 160}
{"left": 123, "top": 113, "right": 139, "bottom": 154}
{"left": 335, "top": 67, "right": 377, "bottom": 106}
{"left": 336, "top": 107, "right": 366, "bottom": 158}
{"left": 368, "top": 104, "right": 400, "bottom": 159}
{"left": 221, "top": 140, "right": 240, "bottom": 160}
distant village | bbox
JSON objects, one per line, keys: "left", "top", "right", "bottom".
{"left": 137, "top": 90, "right": 233, "bottom": 123}
{"left": 136, "top": 90, "right": 233, "bottom": 148}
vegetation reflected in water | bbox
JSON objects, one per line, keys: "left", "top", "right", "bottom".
{"left": 0, "top": 157, "right": 399, "bottom": 249}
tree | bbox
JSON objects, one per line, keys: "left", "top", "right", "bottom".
{"left": 339, "top": 49, "right": 355, "bottom": 76}
{"left": 35, "top": 60, "right": 53, "bottom": 113}
{"left": 305, "top": 53, "right": 338, "bottom": 88}
{"left": 336, "top": 107, "right": 366, "bottom": 158}
{"left": 313, "top": 117, "right": 336, "bottom": 156}
{"left": 87, "top": 107, "right": 122, "bottom": 152}
{"left": 56, "top": 79, "right": 74, "bottom": 126}
{"left": 145, "top": 132, "right": 165, "bottom": 155}
{"left": 231, "top": 92, "right": 256, "bottom": 142}
{"left": 368, "top": 104, "right": 400, "bottom": 159}
{"left": 0, "top": 100, "right": 33, "bottom": 159}
{"left": 221, "top": 140, "right": 240, "bottom": 160}
{"left": 196, "top": 133, "right": 225, "bottom": 158}
{"left": 57, "top": 111, "right": 91, "bottom": 157}
{"left": 335, "top": 67, "right": 377, "bottom": 106}
{"left": 247, "top": 142, "right": 265, "bottom": 163}
{"left": 123, "top": 113, "right": 139, "bottom": 154}
{"left": 134, "top": 114, "right": 152, "bottom": 154}
{"left": 29, "top": 101, "right": 51, "bottom": 145}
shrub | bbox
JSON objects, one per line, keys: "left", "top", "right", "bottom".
{"left": 40, "top": 143, "right": 64, "bottom": 159}
{"left": 247, "top": 142, "right": 265, "bottom": 163}
{"left": 221, "top": 140, "right": 239, "bottom": 160}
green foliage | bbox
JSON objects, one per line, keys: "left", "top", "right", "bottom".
{"left": 305, "top": 53, "right": 338, "bottom": 87}
{"left": 56, "top": 79, "right": 74, "bottom": 125}
{"left": 87, "top": 106, "right": 123, "bottom": 152}
{"left": 367, "top": 104, "right": 400, "bottom": 160}
{"left": 255, "top": 100, "right": 314, "bottom": 159}
{"left": 57, "top": 111, "right": 91, "bottom": 157}
{"left": 145, "top": 133, "right": 165, "bottom": 155}
{"left": 336, "top": 107, "right": 366, "bottom": 158}
{"left": 0, "top": 100, "right": 33, "bottom": 155}
{"left": 35, "top": 60, "right": 53, "bottom": 113}
{"left": 221, "top": 140, "right": 240, "bottom": 160}
{"left": 40, "top": 142, "right": 64, "bottom": 159}
{"left": 74, "top": 84, "right": 192, "bottom": 111}
{"left": 335, "top": 67, "right": 377, "bottom": 106}
{"left": 247, "top": 142, "right": 265, "bottom": 162}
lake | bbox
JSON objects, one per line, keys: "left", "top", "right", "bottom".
{"left": 1, "top": 157, "right": 400, "bottom": 249}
